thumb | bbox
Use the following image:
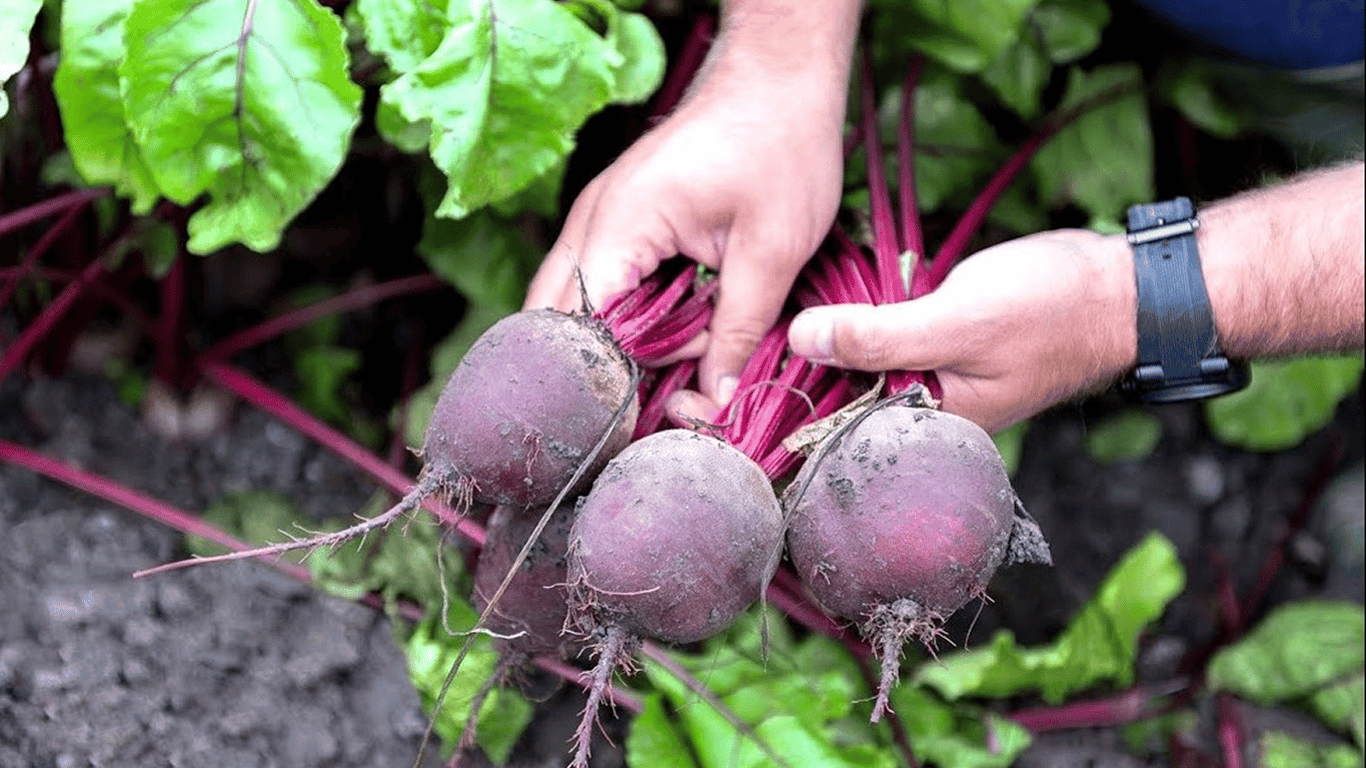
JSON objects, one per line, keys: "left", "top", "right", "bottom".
{"left": 788, "top": 300, "right": 956, "bottom": 372}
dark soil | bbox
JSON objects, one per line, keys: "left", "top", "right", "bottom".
{"left": 2, "top": 368, "right": 1360, "bottom": 767}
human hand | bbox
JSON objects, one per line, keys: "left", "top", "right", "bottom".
{"left": 787, "top": 229, "right": 1139, "bottom": 433}
{"left": 524, "top": 5, "right": 858, "bottom": 410}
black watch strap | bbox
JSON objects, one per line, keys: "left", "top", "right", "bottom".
{"left": 1120, "top": 197, "right": 1250, "bottom": 403}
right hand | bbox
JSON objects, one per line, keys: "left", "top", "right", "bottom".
{"left": 523, "top": 51, "right": 849, "bottom": 415}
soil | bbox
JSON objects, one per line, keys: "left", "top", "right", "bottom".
{"left": 1, "top": 367, "right": 1360, "bottom": 767}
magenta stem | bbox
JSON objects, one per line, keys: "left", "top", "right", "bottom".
{"left": 0, "top": 187, "right": 109, "bottom": 240}
{"left": 0, "top": 204, "right": 87, "bottom": 313}
{"left": 197, "top": 273, "right": 447, "bottom": 363}
{"left": 897, "top": 56, "right": 926, "bottom": 278}
{"left": 532, "top": 655, "right": 642, "bottom": 714}
{"left": 857, "top": 47, "right": 905, "bottom": 304}
{"left": 1008, "top": 685, "right": 1177, "bottom": 733}
{"left": 0, "top": 253, "right": 106, "bottom": 380}
{"left": 198, "top": 360, "right": 484, "bottom": 547}
{"left": 929, "top": 125, "right": 1057, "bottom": 286}
{"left": 1216, "top": 694, "right": 1245, "bottom": 768}
{"left": 153, "top": 255, "right": 185, "bottom": 388}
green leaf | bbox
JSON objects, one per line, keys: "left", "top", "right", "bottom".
{"left": 991, "top": 419, "right": 1028, "bottom": 477}
{"left": 1085, "top": 409, "right": 1163, "bottom": 464}
{"left": 603, "top": 6, "right": 666, "bottom": 104}
{"left": 1205, "top": 355, "right": 1364, "bottom": 452}
{"left": 1032, "top": 0, "right": 1110, "bottom": 64}
{"left": 917, "top": 532, "right": 1185, "bottom": 703}
{"left": 640, "top": 619, "right": 897, "bottom": 768}
{"left": 119, "top": 0, "right": 362, "bottom": 254}
{"left": 1160, "top": 63, "right": 1244, "bottom": 139}
{"left": 980, "top": 32, "right": 1051, "bottom": 119}
{"left": 403, "top": 611, "right": 534, "bottom": 764}
{"left": 52, "top": 0, "right": 160, "bottom": 213}
{"left": 0, "top": 0, "right": 42, "bottom": 119}
{"left": 185, "top": 490, "right": 303, "bottom": 559}
{"left": 418, "top": 210, "right": 540, "bottom": 310}
{"left": 351, "top": 0, "right": 452, "bottom": 74}
{"left": 644, "top": 646, "right": 896, "bottom": 768}
{"left": 627, "top": 694, "right": 701, "bottom": 768}
{"left": 871, "top": 0, "right": 1041, "bottom": 74}
{"left": 1258, "top": 731, "right": 1363, "bottom": 768}
{"left": 891, "top": 686, "right": 1032, "bottom": 768}
{"left": 1031, "top": 64, "right": 1153, "bottom": 224}
{"left": 293, "top": 345, "right": 361, "bottom": 425}
{"left": 373, "top": 0, "right": 661, "bottom": 218}
{"left": 139, "top": 220, "right": 181, "bottom": 279}
{"left": 1209, "top": 601, "right": 1365, "bottom": 750}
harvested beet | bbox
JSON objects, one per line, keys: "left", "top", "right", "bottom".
{"left": 786, "top": 404, "right": 1050, "bottom": 721}
{"left": 564, "top": 429, "right": 785, "bottom": 767}
{"left": 422, "top": 309, "right": 639, "bottom": 509}
{"left": 472, "top": 502, "right": 582, "bottom": 660}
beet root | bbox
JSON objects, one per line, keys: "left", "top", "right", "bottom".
{"left": 565, "top": 429, "right": 785, "bottom": 768}
{"left": 421, "top": 309, "right": 639, "bottom": 509}
{"left": 472, "top": 502, "right": 583, "bottom": 661}
{"left": 567, "top": 429, "right": 785, "bottom": 645}
{"left": 785, "top": 404, "right": 1050, "bottom": 721}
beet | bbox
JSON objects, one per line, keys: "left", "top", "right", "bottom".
{"left": 422, "top": 309, "right": 639, "bottom": 509}
{"left": 785, "top": 404, "right": 1050, "bottom": 721}
{"left": 564, "top": 428, "right": 785, "bottom": 767}
{"left": 472, "top": 502, "right": 582, "bottom": 660}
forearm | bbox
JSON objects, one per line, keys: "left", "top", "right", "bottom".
{"left": 689, "top": 1, "right": 864, "bottom": 119}
{"left": 1196, "top": 161, "right": 1365, "bottom": 358}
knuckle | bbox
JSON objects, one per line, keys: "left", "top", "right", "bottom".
{"left": 835, "top": 319, "right": 896, "bottom": 370}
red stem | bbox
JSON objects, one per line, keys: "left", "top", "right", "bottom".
{"left": 197, "top": 273, "right": 447, "bottom": 363}
{"left": 930, "top": 84, "right": 1137, "bottom": 285}
{"left": 858, "top": 47, "right": 905, "bottom": 304}
{"left": 1009, "top": 683, "right": 1181, "bottom": 733}
{"left": 1239, "top": 434, "right": 1345, "bottom": 627}
{"left": 0, "top": 253, "right": 106, "bottom": 380}
{"left": 897, "top": 56, "right": 926, "bottom": 278}
{"left": 0, "top": 187, "right": 110, "bottom": 240}
{"left": 1216, "top": 694, "right": 1245, "bottom": 768}
{"left": 153, "top": 255, "right": 185, "bottom": 388}
{"left": 0, "top": 204, "right": 88, "bottom": 313}
{"left": 197, "top": 360, "right": 484, "bottom": 547}
{"left": 929, "top": 125, "right": 1057, "bottom": 286}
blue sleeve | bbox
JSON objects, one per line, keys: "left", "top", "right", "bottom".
{"left": 1129, "top": 0, "right": 1364, "bottom": 69}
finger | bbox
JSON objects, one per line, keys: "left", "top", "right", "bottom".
{"left": 524, "top": 178, "right": 604, "bottom": 311}
{"left": 697, "top": 241, "right": 802, "bottom": 407}
{"left": 787, "top": 297, "right": 963, "bottom": 373}
{"left": 664, "top": 388, "right": 722, "bottom": 430}
{"left": 574, "top": 185, "right": 684, "bottom": 311}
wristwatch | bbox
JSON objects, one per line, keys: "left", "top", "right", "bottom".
{"left": 1119, "top": 197, "right": 1250, "bottom": 403}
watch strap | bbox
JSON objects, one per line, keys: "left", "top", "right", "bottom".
{"left": 1121, "top": 198, "right": 1249, "bottom": 403}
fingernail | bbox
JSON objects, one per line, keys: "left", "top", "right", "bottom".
{"left": 715, "top": 375, "right": 739, "bottom": 407}
{"left": 790, "top": 310, "right": 834, "bottom": 362}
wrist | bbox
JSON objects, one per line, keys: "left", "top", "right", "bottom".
{"left": 704, "top": 1, "right": 861, "bottom": 93}
{"left": 1097, "top": 232, "right": 1140, "bottom": 381}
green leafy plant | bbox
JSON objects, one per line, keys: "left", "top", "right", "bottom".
{"left": 48, "top": 0, "right": 665, "bottom": 254}
{"left": 1208, "top": 600, "right": 1365, "bottom": 756}
{"left": 1206, "top": 355, "right": 1365, "bottom": 451}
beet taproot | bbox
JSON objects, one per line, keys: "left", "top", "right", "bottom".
{"left": 564, "top": 428, "right": 785, "bottom": 767}
{"left": 472, "top": 502, "right": 583, "bottom": 660}
{"left": 422, "top": 309, "right": 639, "bottom": 509}
{"left": 786, "top": 404, "right": 1050, "bottom": 721}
